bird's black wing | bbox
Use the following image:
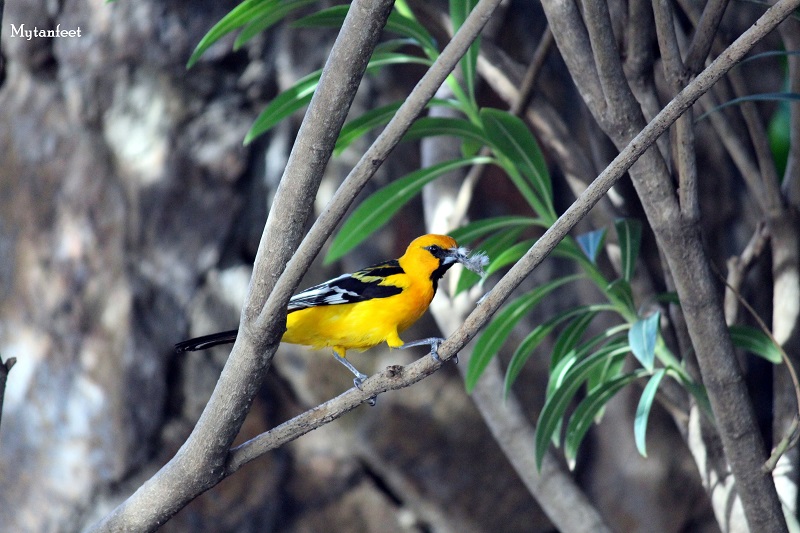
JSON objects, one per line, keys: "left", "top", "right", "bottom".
{"left": 287, "top": 259, "right": 404, "bottom": 312}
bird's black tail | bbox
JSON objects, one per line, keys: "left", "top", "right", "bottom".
{"left": 174, "top": 329, "right": 239, "bottom": 352}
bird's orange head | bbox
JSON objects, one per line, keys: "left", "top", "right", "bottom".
{"left": 398, "top": 234, "right": 488, "bottom": 288}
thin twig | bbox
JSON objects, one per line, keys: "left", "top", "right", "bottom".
{"left": 711, "top": 262, "right": 800, "bottom": 473}
{"left": 510, "top": 26, "right": 554, "bottom": 116}
{"left": 723, "top": 222, "right": 768, "bottom": 324}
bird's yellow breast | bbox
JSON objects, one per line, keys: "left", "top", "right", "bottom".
{"left": 281, "top": 278, "right": 433, "bottom": 353}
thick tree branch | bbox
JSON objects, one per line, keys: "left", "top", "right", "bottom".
{"left": 90, "top": 1, "right": 394, "bottom": 530}
{"left": 542, "top": 1, "right": 799, "bottom": 531}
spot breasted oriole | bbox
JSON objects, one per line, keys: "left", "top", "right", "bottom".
{"left": 175, "top": 234, "right": 488, "bottom": 390}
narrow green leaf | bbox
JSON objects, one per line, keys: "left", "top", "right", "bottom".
{"left": 606, "top": 279, "right": 636, "bottom": 315}
{"left": 326, "top": 157, "right": 493, "bottom": 263}
{"left": 449, "top": 216, "right": 539, "bottom": 244}
{"left": 245, "top": 52, "right": 433, "bottom": 143}
{"left": 535, "top": 343, "right": 632, "bottom": 468}
{"left": 504, "top": 304, "right": 616, "bottom": 395}
{"left": 739, "top": 49, "right": 800, "bottom": 66}
{"left": 629, "top": 312, "right": 660, "bottom": 371}
{"left": 615, "top": 219, "right": 642, "bottom": 282}
{"left": 484, "top": 239, "right": 535, "bottom": 277}
{"left": 295, "top": 5, "right": 438, "bottom": 56}
{"left": 291, "top": 4, "right": 347, "bottom": 27}
{"left": 768, "top": 100, "right": 790, "bottom": 178}
{"left": 551, "top": 311, "right": 600, "bottom": 366}
{"left": 696, "top": 93, "right": 800, "bottom": 122}
{"left": 335, "top": 98, "right": 460, "bottom": 156}
{"left": 335, "top": 102, "right": 403, "bottom": 155}
{"left": 466, "top": 274, "right": 582, "bottom": 392}
{"left": 235, "top": 0, "right": 319, "bottom": 49}
{"left": 577, "top": 229, "right": 607, "bottom": 264}
{"left": 450, "top": 0, "right": 479, "bottom": 101}
{"left": 188, "top": 0, "right": 280, "bottom": 68}
{"left": 730, "top": 325, "right": 782, "bottom": 364}
{"left": 481, "top": 108, "right": 552, "bottom": 211}
{"left": 386, "top": 9, "right": 438, "bottom": 57}
{"left": 565, "top": 371, "right": 647, "bottom": 463}
{"left": 364, "top": 52, "right": 434, "bottom": 72}
{"left": 403, "top": 117, "right": 487, "bottom": 145}
{"left": 634, "top": 369, "right": 666, "bottom": 457}
{"left": 548, "top": 328, "right": 629, "bottom": 395}
{"left": 655, "top": 291, "right": 680, "bottom": 305}
{"left": 245, "top": 70, "right": 320, "bottom": 143}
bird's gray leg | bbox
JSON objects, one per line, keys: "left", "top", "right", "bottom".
{"left": 400, "top": 337, "right": 457, "bottom": 364}
{"left": 331, "top": 351, "right": 376, "bottom": 406}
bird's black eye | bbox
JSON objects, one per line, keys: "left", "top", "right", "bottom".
{"left": 424, "top": 244, "right": 447, "bottom": 259}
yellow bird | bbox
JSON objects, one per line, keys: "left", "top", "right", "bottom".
{"left": 175, "top": 234, "right": 487, "bottom": 389}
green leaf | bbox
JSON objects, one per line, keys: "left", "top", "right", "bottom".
{"left": 577, "top": 229, "right": 607, "bottom": 264}
{"left": 335, "top": 98, "right": 460, "bottom": 155}
{"left": 548, "top": 326, "right": 629, "bottom": 395}
{"left": 449, "top": 216, "right": 539, "bottom": 244}
{"left": 738, "top": 49, "right": 800, "bottom": 66}
{"left": 484, "top": 239, "right": 534, "bottom": 277}
{"left": 245, "top": 70, "right": 320, "bottom": 144}
{"left": 504, "top": 304, "right": 615, "bottom": 395}
{"left": 635, "top": 369, "right": 666, "bottom": 457}
{"left": 466, "top": 274, "right": 582, "bottom": 392}
{"left": 481, "top": 108, "right": 552, "bottom": 214}
{"left": 769, "top": 100, "right": 790, "bottom": 178}
{"left": 291, "top": 4, "right": 347, "bottom": 27}
{"left": 606, "top": 279, "right": 636, "bottom": 315}
{"left": 454, "top": 227, "right": 523, "bottom": 295}
{"left": 696, "top": 93, "right": 800, "bottom": 122}
{"left": 245, "top": 52, "right": 433, "bottom": 143}
{"left": 629, "top": 312, "right": 660, "bottom": 371}
{"left": 294, "top": 5, "right": 438, "bottom": 56}
{"left": 403, "top": 117, "right": 487, "bottom": 145}
{"left": 450, "top": 0, "right": 479, "bottom": 101}
{"left": 386, "top": 8, "right": 438, "bottom": 57}
{"left": 535, "top": 342, "right": 632, "bottom": 468}
{"left": 565, "top": 370, "right": 647, "bottom": 464}
{"left": 188, "top": 0, "right": 281, "bottom": 68}
{"left": 364, "top": 52, "right": 434, "bottom": 73}
{"left": 551, "top": 311, "right": 600, "bottom": 366}
{"left": 615, "top": 219, "right": 642, "bottom": 282}
{"left": 655, "top": 291, "right": 680, "bottom": 305}
{"left": 326, "top": 157, "right": 493, "bottom": 263}
{"left": 335, "top": 102, "right": 403, "bottom": 155}
{"left": 235, "top": 0, "right": 319, "bottom": 49}
{"left": 729, "top": 325, "right": 782, "bottom": 364}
